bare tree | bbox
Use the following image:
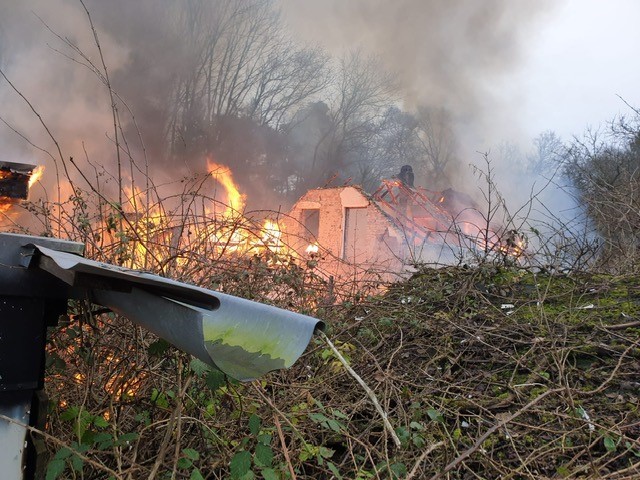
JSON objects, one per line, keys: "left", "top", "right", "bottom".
{"left": 527, "top": 130, "right": 564, "bottom": 176}
{"left": 305, "top": 51, "right": 398, "bottom": 189}
{"left": 246, "top": 44, "right": 330, "bottom": 130}
{"left": 165, "top": 0, "right": 329, "bottom": 160}
{"left": 414, "top": 106, "right": 457, "bottom": 187}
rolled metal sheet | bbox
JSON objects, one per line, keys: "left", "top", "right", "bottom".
{"left": 31, "top": 244, "right": 323, "bottom": 381}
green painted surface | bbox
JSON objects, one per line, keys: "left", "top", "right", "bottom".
{"left": 203, "top": 341, "right": 287, "bottom": 381}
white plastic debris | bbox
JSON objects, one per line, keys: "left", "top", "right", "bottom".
{"left": 577, "top": 304, "right": 595, "bottom": 310}
{"left": 577, "top": 406, "right": 595, "bottom": 432}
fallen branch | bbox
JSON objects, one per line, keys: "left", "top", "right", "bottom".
{"left": 274, "top": 414, "right": 297, "bottom": 480}
{"left": 602, "top": 319, "right": 640, "bottom": 331}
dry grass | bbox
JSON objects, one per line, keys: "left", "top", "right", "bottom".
{"left": 39, "top": 254, "right": 640, "bottom": 479}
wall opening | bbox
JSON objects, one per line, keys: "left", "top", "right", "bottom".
{"left": 302, "top": 209, "right": 319, "bottom": 240}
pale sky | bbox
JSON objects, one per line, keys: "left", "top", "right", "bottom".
{"left": 280, "top": 0, "right": 640, "bottom": 147}
{"left": 515, "top": 0, "right": 640, "bottom": 141}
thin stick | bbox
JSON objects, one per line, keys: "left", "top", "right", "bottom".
{"left": 273, "top": 414, "right": 298, "bottom": 480}
{"left": 0, "top": 413, "right": 123, "bottom": 479}
{"left": 318, "top": 330, "right": 402, "bottom": 448}
{"left": 406, "top": 441, "right": 445, "bottom": 480}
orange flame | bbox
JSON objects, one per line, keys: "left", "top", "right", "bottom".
{"left": 119, "top": 185, "right": 171, "bottom": 269}
{"left": 0, "top": 165, "right": 45, "bottom": 215}
{"left": 28, "top": 165, "right": 45, "bottom": 189}
{"left": 96, "top": 162, "right": 293, "bottom": 270}
{"left": 206, "top": 159, "right": 246, "bottom": 216}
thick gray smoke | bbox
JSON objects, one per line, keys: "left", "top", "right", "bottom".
{"left": 280, "top": 0, "right": 556, "bottom": 183}
{"left": 0, "top": 2, "right": 176, "bottom": 158}
{"left": 1, "top": 0, "right": 558, "bottom": 211}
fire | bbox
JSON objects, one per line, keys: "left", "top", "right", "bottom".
{"left": 206, "top": 159, "right": 246, "bottom": 216}
{"left": 1, "top": 164, "right": 44, "bottom": 215}
{"left": 260, "top": 219, "right": 282, "bottom": 246}
{"left": 0, "top": 201, "right": 10, "bottom": 214}
{"left": 94, "top": 160, "right": 294, "bottom": 271}
{"left": 28, "top": 165, "right": 45, "bottom": 189}
{"left": 120, "top": 185, "right": 171, "bottom": 269}
{"left": 3, "top": 157, "right": 293, "bottom": 272}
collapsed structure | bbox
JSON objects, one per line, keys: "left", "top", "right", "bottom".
{"left": 283, "top": 166, "right": 521, "bottom": 282}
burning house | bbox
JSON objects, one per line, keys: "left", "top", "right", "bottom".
{"left": 283, "top": 166, "right": 524, "bottom": 281}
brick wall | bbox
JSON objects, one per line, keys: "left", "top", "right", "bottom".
{"left": 283, "top": 186, "right": 405, "bottom": 282}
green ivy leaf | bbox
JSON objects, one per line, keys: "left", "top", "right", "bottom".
{"left": 333, "top": 409, "right": 349, "bottom": 420}
{"left": 53, "top": 447, "right": 73, "bottom": 460}
{"left": 93, "top": 415, "right": 109, "bottom": 429}
{"left": 190, "top": 358, "right": 210, "bottom": 377}
{"left": 604, "top": 436, "right": 617, "bottom": 452}
{"left": 426, "top": 409, "right": 445, "bottom": 424}
{"left": 183, "top": 448, "right": 200, "bottom": 461}
{"left": 409, "top": 421, "right": 426, "bottom": 431}
{"left": 327, "top": 461, "right": 343, "bottom": 479}
{"left": 625, "top": 441, "right": 640, "bottom": 457}
{"left": 94, "top": 432, "right": 114, "bottom": 450}
{"left": 150, "top": 389, "right": 168, "bottom": 408}
{"left": 206, "top": 369, "right": 226, "bottom": 391}
{"left": 114, "top": 432, "right": 139, "bottom": 447}
{"left": 256, "top": 433, "right": 272, "bottom": 446}
{"left": 190, "top": 469, "right": 206, "bottom": 480}
{"left": 230, "top": 450, "right": 252, "bottom": 479}
{"left": 318, "top": 446, "right": 334, "bottom": 459}
{"left": 60, "top": 406, "right": 79, "bottom": 422}
{"left": 308, "top": 412, "right": 328, "bottom": 424}
{"left": 177, "top": 457, "right": 193, "bottom": 470}
{"left": 389, "top": 462, "right": 407, "bottom": 479}
{"left": 147, "top": 338, "right": 170, "bottom": 356}
{"left": 395, "top": 426, "right": 410, "bottom": 445}
{"left": 70, "top": 454, "right": 84, "bottom": 473}
{"left": 299, "top": 443, "right": 316, "bottom": 462}
{"left": 326, "top": 418, "right": 344, "bottom": 432}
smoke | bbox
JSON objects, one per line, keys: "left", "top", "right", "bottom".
{"left": 279, "top": 0, "right": 557, "bottom": 183}
{"left": 278, "top": 0, "right": 586, "bottom": 259}
{"left": 0, "top": 0, "right": 134, "bottom": 199}
{"left": 1, "top": 0, "right": 559, "bottom": 212}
